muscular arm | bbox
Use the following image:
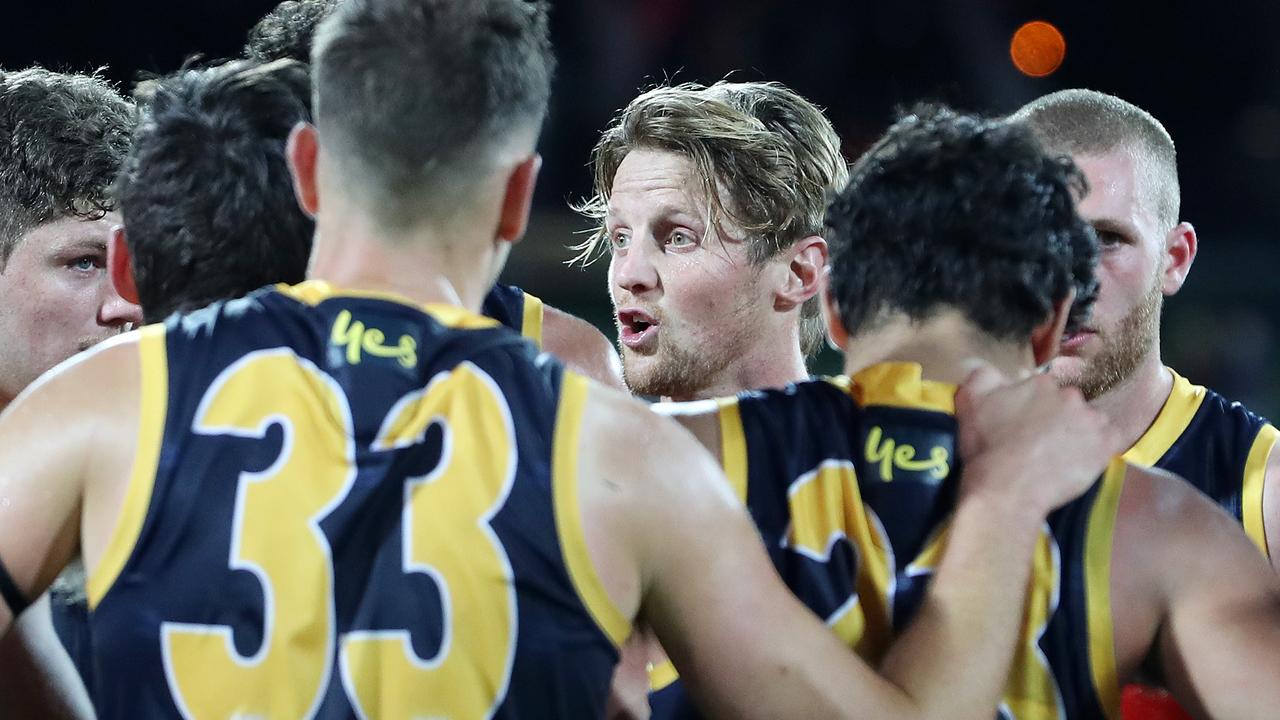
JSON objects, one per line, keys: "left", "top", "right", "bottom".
{"left": 0, "top": 335, "right": 140, "bottom": 636}
{"left": 542, "top": 305, "right": 625, "bottom": 390}
{"left": 1123, "top": 468, "right": 1280, "bottom": 719}
{"left": 586, "top": 375, "right": 1110, "bottom": 720}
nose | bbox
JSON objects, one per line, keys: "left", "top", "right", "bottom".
{"left": 611, "top": 241, "right": 660, "bottom": 299}
{"left": 99, "top": 280, "right": 143, "bottom": 329}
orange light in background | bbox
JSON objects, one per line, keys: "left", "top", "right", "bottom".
{"left": 1010, "top": 21, "right": 1066, "bottom": 77}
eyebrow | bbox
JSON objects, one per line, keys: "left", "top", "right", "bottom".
{"left": 1089, "top": 217, "right": 1136, "bottom": 237}
{"left": 607, "top": 203, "right": 704, "bottom": 227}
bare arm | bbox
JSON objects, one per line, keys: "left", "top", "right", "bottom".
{"left": 584, "top": 371, "right": 1114, "bottom": 720}
{"left": 0, "top": 335, "right": 139, "bottom": 636}
{"left": 1131, "top": 468, "right": 1280, "bottom": 719}
{"left": 542, "top": 305, "right": 625, "bottom": 390}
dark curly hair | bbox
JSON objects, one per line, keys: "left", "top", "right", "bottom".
{"left": 0, "top": 67, "right": 134, "bottom": 267}
{"left": 244, "top": 0, "right": 342, "bottom": 63}
{"left": 826, "top": 105, "right": 1098, "bottom": 343}
{"left": 114, "top": 59, "right": 313, "bottom": 323}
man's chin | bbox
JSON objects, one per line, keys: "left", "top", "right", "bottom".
{"left": 1048, "top": 355, "right": 1089, "bottom": 387}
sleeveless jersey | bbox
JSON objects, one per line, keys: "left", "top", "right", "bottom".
{"left": 650, "top": 363, "right": 1122, "bottom": 720}
{"left": 482, "top": 283, "right": 545, "bottom": 349}
{"left": 1116, "top": 369, "right": 1276, "bottom": 717}
{"left": 54, "top": 282, "right": 548, "bottom": 689}
{"left": 1123, "top": 368, "right": 1276, "bottom": 556}
{"left": 82, "top": 281, "right": 625, "bottom": 718}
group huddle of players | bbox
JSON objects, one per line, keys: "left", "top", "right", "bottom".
{"left": 0, "top": 0, "right": 1276, "bottom": 718}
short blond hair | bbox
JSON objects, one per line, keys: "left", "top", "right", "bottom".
{"left": 1011, "top": 89, "right": 1180, "bottom": 228}
{"left": 575, "top": 81, "right": 847, "bottom": 356}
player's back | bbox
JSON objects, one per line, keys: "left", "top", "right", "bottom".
{"left": 84, "top": 281, "right": 620, "bottom": 718}
{"left": 651, "top": 362, "right": 1121, "bottom": 720}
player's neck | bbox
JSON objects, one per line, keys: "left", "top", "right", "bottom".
{"left": 841, "top": 314, "right": 1035, "bottom": 387}
{"left": 309, "top": 205, "right": 495, "bottom": 314}
{"left": 1086, "top": 349, "right": 1172, "bottom": 453}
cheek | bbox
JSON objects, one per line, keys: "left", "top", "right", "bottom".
{"left": 665, "top": 263, "right": 759, "bottom": 339}
{"left": 1093, "top": 254, "right": 1145, "bottom": 320}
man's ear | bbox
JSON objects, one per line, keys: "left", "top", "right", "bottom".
{"left": 820, "top": 269, "right": 849, "bottom": 351}
{"left": 774, "top": 235, "right": 828, "bottom": 312}
{"left": 108, "top": 225, "right": 140, "bottom": 305}
{"left": 1161, "top": 221, "right": 1197, "bottom": 296}
{"left": 1030, "top": 288, "right": 1075, "bottom": 367}
{"left": 496, "top": 154, "right": 542, "bottom": 244}
{"left": 287, "top": 122, "right": 321, "bottom": 218}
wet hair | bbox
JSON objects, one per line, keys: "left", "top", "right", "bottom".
{"left": 0, "top": 67, "right": 134, "bottom": 267}
{"left": 114, "top": 59, "right": 313, "bottom": 322}
{"left": 576, "top": 81, "right": 848, "bottom": 356}
{"left": 826, "top": 104, "right": 1099, "bottom": 343}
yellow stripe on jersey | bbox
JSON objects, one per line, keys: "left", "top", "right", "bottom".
{"left": 521, "top": 291, "right": 545, "bottom": 349}
{"left": 87, "top": 324, "right": 168, "bottom": 609}
{"left": 552, "top": 372, "right": 631, "bottom": 648}
{"left": 649, "top": 659, "right": 678, "bottom": 692}
{"left": 850, "top": 362, "right": 956, "bottom": 415}
{"left": 1243, "top": 423, "right": 1278, "bottom": 558}
{"left": 1123, "top": 370, "right": 1205, "bottom": 467}
{"left": 716, "top": 396, "right": 749, "bottom": 502}
{"left": 275, "top": 280, "right": 501, "bottom": 331}
{"left": 1084, "top": 458, "right": 1126, "bottom": 720}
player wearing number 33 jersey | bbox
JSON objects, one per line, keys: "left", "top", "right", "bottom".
{"left": 77, "top": 281, "right": 619, "bottom": 717}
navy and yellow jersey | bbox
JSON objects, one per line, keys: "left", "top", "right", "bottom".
{"left": 1124, "top": 368, "right": 1277, "bottom": 557}
{"left": 482, "top": 282, "right": 545, "bottom": 349}
{"left": 650, "top": 363, "right": 1122, "bottom": 720}
{"left": 83, "top": 280, "right": 627, "bottom": 718}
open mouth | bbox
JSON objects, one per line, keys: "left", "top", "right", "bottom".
{"left": 617, "top": 308, "right": 660, "bottom": 350}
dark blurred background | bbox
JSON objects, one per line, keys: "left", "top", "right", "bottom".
{"left": 4, "top": 0, "right": 1276, "bottom": 414}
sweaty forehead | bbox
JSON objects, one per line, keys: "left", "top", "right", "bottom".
{"left": 1073, "top": 150, "right": 1163, "bottom": 238}
{"left": 607, "top": 149, "right": 707, "bottom": 214}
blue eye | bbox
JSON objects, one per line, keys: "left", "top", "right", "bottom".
{"left": 610, "top": 231, "right": 630, "bottom": 250}
{"left": 667, "top": 231, "right": 695, "bottom": 248}
{"left": 72, "top": 256, "right": 96, "bottom": 271}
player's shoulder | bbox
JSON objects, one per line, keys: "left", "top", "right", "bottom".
{"left": 541, "top": 305, "right": 623, "bottom": 389}
{"left": 1175, "top": 368, "right": 1272, "bottom": 431}
{"left": 1117, "top": 459, "right": 1236, "bottom": 530}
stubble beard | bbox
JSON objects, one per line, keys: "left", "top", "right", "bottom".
{"left": 1061, "top": 276, "right": 1163, "bottom": 401}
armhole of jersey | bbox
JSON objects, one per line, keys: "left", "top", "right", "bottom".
{"left": 715, "top": 396, "right": 749, "bottom": 503}
{"left": 521, "top": 291, "right": 545, "bottom": 349}
{"left": 1084, "top": 458, "right": 1126, "bottom": 720}
{"left": 551, "top": 372, "right": 631, "bottom": 648}
{"left": 649, "top": 657, "right": 679, "bottom": 692}
{"left": 1242, "top": 423, "right": 1278, "bottom": 558}
{"left": 1122, "top": 371, "right": 1204, "bottom": 466}
{"left": 86, "top": 324, "right": 169, "bottom": 609}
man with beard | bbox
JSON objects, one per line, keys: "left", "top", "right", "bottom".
{"left": 575, "top": 80, "right": 842, "bottom": 400}
{"left": 651, "top": 105, "right": 1280, "bottom": 720}
{"left": 1012, "top": 88, "right": 1280, "bottom": 719}
{"left": 0, "top": 2, "right": 1121, "bottom": 716}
